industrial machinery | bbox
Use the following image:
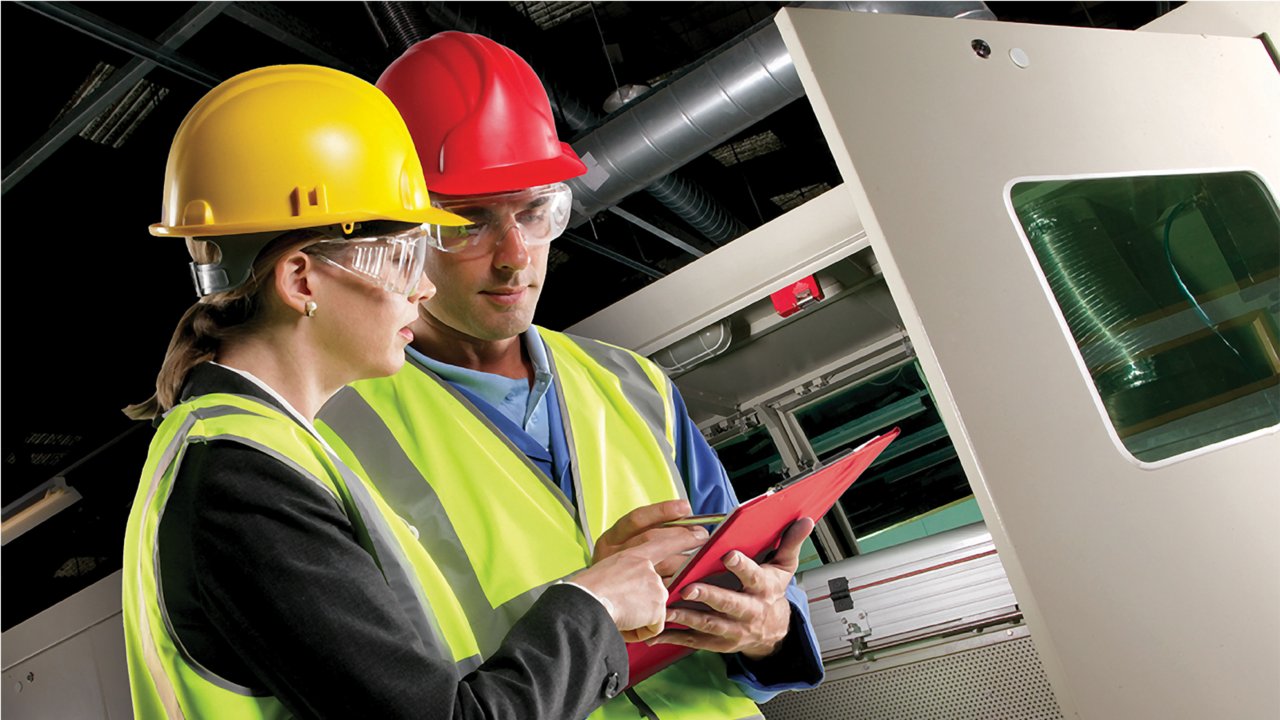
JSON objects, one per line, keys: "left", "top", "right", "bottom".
{"left": 572, "top": 179, "right": 1068, "bottom": 719}
{"left": 570, "top": 4, "right": 1280, "bottom": 718}
{"left": 5, "top": 4, "right": 1277, "bottom": 719}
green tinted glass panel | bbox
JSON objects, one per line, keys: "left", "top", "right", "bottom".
{"left": 1012, "top": 172, "right": 1280, "bottom": 462}
{"left": 794, "top": 362, "right": 975, "bottom": 545}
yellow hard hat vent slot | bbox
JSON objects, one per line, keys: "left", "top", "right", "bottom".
{"left": 291, "top": 185, "right": 329, "bottom": 216}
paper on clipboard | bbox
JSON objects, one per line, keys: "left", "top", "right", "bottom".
{"left": 624, "top": 427, "right": 901, "bottom": 688}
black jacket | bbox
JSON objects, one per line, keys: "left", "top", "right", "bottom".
{"left": 156, "top": 363, "right": 628, "bottom": 719}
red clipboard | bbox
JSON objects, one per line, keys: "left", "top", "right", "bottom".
{"left": 625, "top": 428, "right": 900, "bottom": 687}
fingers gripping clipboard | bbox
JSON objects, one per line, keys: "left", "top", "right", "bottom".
{"left": 625, "top": 428, "right": 900, "bottom": 688}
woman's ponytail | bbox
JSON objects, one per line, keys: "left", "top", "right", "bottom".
{"left": 123, "top": 233, "right": 310, "bottom": 420}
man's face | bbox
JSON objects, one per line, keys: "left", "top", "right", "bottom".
{"left": 420, "top": 190, "right": 551, "bottom": 342}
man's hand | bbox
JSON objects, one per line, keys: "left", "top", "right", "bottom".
{"left": 572, "top": 529, "right": 707, "bottom": 643}
{"left": 649, "top": 517, "right": 815, "bottom": 661}
{"left": 594, "top": 499, "right": 709, "bottom": 578}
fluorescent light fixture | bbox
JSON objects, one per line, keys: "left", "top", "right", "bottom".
{"left": 508, "top": 1, "right": 593, "bottom": 30}
{"left": 771, "top": 183, "right": 833, "bottom": 211}
{"left": 710, "top": 130, "right": 785, "bottom": 167}
{"left": 1, "top": 478, "right": 83, "bottom": 546}
{"left": 54, "top": 61, "right": 169, "bottom": 150}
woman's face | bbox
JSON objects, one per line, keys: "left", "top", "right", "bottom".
{"left": 310, "top": 257, "right": 435, "bottom": 383}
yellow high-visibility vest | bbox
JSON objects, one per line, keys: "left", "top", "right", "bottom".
{"left": 320, "top": 329, "right": 763, "bottom": 719}
{"left": 124, "top": 393, "right": 471, "bottom": 719}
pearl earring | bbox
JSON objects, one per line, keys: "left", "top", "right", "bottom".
{"left": 304, "top": 301, "right": 318, "bottom": 318}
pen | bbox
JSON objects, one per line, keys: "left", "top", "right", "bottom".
{"left": 660, "top": 513, "right": 728, "bottom": 527}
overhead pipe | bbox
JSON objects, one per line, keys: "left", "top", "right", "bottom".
{"left": 567, "top": 1, "right": 995, "bottom": 219}
{"left": 366, "top": 1, "right": 437, "bottom": 55}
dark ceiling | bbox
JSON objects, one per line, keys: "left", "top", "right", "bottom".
{"left": 0, "top": 1, "right": 1174, "bottom": 628}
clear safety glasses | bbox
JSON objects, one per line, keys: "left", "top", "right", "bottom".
{"left": 303, "top": 223, "right": 432, "bottom": 296}
{"left": 426, "top": 183, "right": 572, "bottom": 258}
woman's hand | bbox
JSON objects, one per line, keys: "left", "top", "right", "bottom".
{"left": 572, "top": 528, "right": 707, "bottom": 642}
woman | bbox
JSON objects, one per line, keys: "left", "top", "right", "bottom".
{"left": 122, "top": 65, "right": 696, "bottom": 719}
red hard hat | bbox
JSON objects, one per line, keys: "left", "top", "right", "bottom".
{"left": 377, "top": 32, "right": 587, "bottom": 196}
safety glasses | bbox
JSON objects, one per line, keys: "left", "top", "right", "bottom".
{"left": 427, "top": 183, "right": 572, "bottom": 257}
{"left": 303, "top": 223, "right": 434, "bottom": 296}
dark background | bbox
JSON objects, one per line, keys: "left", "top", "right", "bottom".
{"left": 0, "top": 1, "right": 1175, "bottom": 629}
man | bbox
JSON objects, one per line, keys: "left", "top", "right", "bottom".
{"left": 319, "top": 32, "right": 823, "bottom": 718}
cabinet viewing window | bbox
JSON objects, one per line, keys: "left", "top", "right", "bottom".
{"left": 1010, "top": 171, "right": 1280, "bottom": 462}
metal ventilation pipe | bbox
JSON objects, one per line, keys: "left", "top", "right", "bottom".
{"left": 566, "top": 24, "right": 803, "bottom": 221}
{"left": 367, "top": 2, "right": 437, "bottom": 55}
{"left": 567, "top": 1, "right": 994, "bottom": 218}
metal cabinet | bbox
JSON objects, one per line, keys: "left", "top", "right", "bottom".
{"left": 775, "top": 5, "right": 1279, "bottom": 718}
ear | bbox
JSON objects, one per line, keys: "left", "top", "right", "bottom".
{"left": 273, "top": 250, "right": 317, "bottom": 317}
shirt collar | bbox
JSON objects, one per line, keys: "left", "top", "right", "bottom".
{"left": 524, "top": 325, "right": 554, "bottom": 384}
{"left": 406, "top": 326, "right": 553, "bottom": 382}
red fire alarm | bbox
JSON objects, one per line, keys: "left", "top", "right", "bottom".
{"left": 770, "top": 275, "right": 824, "bottom": 318}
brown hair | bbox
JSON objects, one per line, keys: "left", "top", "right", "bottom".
{"left": 123, "top": 230, "right": 326, "bottom": 421}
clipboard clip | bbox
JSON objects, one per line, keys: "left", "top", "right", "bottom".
{"left": 773, "top": 439, "right": 882, "bottom": 493}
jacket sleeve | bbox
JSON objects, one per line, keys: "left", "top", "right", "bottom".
{"left": 159, "top": 440, "right": 628, "bottom": 720}
{"left": 670, "top": 386, "right": 826, "bottom": 703}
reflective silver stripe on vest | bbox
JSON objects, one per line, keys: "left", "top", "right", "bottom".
{"left": 542, "top": 349, "right": 598, "bottom": 557}
{"left": 230, "top": 433, "right": 453, "bottom": 661}
{"left": 155, "top": 405, "right": 277, "bottom": 697}
{"left": 558, "top": 334, "right": 686, "bottom": 501}
{"left": 140, "top": 412, "right": 199, "bottom": 720}
{"left": 323, "top": 383, "right": 554, "bottom": 660}
{"left": 208, "top": 431, "right": 456, "bottom": 676}
{"left": 325, "top": 451, "right": 458, "bottom": 671}
{"left": 181, "top": 401, "right": 455, "bottom": 681}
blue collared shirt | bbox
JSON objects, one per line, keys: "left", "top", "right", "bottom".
{"left": 408, "top": 326, "right": 555, "bottom": 450}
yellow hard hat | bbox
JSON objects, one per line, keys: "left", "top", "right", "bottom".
{"left": 150, "top": 64, "right": 467, "bottom": 238}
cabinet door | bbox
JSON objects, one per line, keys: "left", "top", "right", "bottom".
{"left": 777, "top": 7, "right": 1280, "bottom": 719}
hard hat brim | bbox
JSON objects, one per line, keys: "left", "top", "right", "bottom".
{"left": 149, "top": 205, "right": 470, "bottom": 238}
{"left": 429, "top": 145, "right": 588, "bottom": 197}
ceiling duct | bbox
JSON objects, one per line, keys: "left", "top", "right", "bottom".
{"left": 369, "top": 2, "right": 437, "bottom": 55}
{"left": 566, "top": 1, "right": 995, "bottom": 219}
{"left": 55, "top": 62, "right": 170, "bottom": 149}
{"left": 603, "top": 83, "right": 652, "bottom": 114}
